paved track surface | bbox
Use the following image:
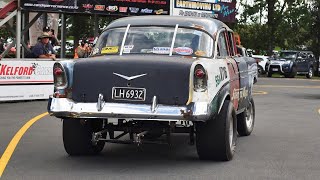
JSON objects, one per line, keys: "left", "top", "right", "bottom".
{"left": 1, "top": 77, "right": 320, "bottom": 180}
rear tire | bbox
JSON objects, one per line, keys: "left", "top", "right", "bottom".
{"left": 237, "top": 98, "right": 255, "bottom": 136}
{"left": 196, "top": 100, "right": 237, "bottom": 161}
{"left": 267, "top": 72, "right": 272, "bottom": 77}
{"left": 287, "top": 66, "right": 297, "bottom": 78}
{"left": 306, "top": 67, "right": 313, "bottom": 79}
{"left": 63, "top": 118, "right": 105, "bottom": 156}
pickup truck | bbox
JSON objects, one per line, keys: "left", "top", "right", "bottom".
{"left": 266, "top": 50, "right": 316, "bottom": 78}
{"left": 48, "top": 16, "right": 256, "bottom": 161}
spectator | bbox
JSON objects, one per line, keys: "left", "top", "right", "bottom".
{"left": 76, "top": 40, "right": 91, "bottom": 58}
{"left": 50, "top": 29, "right": 60, "bottom": 47}
{"left": 41, "top": 26, "right": 59, "bottom": 46}
{"left": 0, "top": 38, "right": 4, "bottom": 54}
{"left": 32, "top": 32, "right": 56, "bottom": 60}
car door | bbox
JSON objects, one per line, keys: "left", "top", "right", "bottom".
{"left": 216, "top": 30, "right": 240, "bottom": 110}
{"left": 308, "top": 53, "right": 316, "bottom": 72}
{"left": 296, "top": 52, "right": 309, "bottom": 72}
{"left": 225, "top": 32, "right": 250, "bottom": 111}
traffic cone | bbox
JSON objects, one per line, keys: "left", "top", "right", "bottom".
{"left": 74, "top": 48, "right": 79, "bottom": 59}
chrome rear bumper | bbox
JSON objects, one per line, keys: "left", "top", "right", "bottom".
{"left": 48, "top": 97, "right": 211, "bottom": 121}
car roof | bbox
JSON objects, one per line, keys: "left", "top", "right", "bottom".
{"left": 105, "top": 15, "right": 231, "bottom": 35}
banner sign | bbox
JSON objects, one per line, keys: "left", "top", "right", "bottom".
{"left": 0, "top": 61, "right": 54, "bottom": 84}
{"left": 0, "top": 85, "right": 53, "bottom": 101}
{"left": 21, "top": 0, "right": 170, "bottom": 16}
{"left": 172, "top": 0, "right": 236, "bottom": 22}
{"left": 0, "top": 60, "right": 55, "bottom": 101}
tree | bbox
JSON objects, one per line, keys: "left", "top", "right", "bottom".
{"left": 236, "top": 0, "right": 314, "bottom": 55}
{"left": 309, "top": 1, "right": 320, "bottom": 58}
{"left": 67, "top": 14, "right": 117, "bottom": 51}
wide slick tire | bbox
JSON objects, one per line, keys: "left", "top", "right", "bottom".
{"left": 63, "top": 118, "right": 105, "bottom": 156}
{"left": 196, "top": 100, "right": 237, "bottom": 161}
{"left": 237, "top": 98, "right": 255, "bottom": 136}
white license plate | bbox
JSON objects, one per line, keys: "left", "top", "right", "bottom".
{"left": 272, "top": 68, "right": 278, "bottom": 71}
{"left": 112, "top": 87, "right": 146, "bottom": 101}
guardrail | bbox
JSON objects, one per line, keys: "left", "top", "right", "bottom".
{"left": 0, "top": 58, "right": 71, "bottom": 101}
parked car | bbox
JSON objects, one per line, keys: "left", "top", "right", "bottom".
{"left": 48, "top": 16, "right": 256, "bottom": 161}
{"left": 236, "top": 45, "right": 258, "bottom": 83}
{"left": 252, "top": 55, "right": 269, "bottom": 75}
{"left": 265, "top": 50, "right": 316, "bottom": 78}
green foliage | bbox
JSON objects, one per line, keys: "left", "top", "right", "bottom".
{"left": 0, "top": 27, "right": 14, "bottom": 39}
{"left": 237, "top": 0, "right": 319, "bottom": 56}
{"left": 66, "top": 14, "right": 117, "bottom": 50}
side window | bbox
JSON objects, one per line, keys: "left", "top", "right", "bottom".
{"left": 217, "top": 31, "right": 228, "bottom": 57}
{"left": 227, "top": 32, "right": 235, "bottom": 56}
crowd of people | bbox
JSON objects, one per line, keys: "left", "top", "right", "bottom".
{"left": 0, "top": 26, "right": 93, "bottom": 61}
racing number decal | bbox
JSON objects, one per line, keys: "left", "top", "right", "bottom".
{"left": 215, "top": 67, "right": 228, "bottom": 87}
{"left": 225, "top": 58, "right": 240, "bottom": 110}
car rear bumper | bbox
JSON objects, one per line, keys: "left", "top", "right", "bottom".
{"left": 48, "top": 97, "right": 211, "bottom": 121}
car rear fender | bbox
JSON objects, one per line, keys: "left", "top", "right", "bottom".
{"left": 206, "top": 82, "right": 231, "bottom": 119}
{"left": 55, "top": 60, "right": 75, "bottom": 89}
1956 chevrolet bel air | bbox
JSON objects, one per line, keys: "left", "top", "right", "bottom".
{"left": 48, "top": 16, "right": 256, "bottom": 161}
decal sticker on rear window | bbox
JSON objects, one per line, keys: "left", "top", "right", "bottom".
{"left": 101, "top": 46, "right": 119, "bottom": 54}
{"left": 174, "top": 47, "right": 193, "bottom": 55}
{"left": 141, "top": 49, "right": 153, "bottom": 53}
{"left": 123, "top": 45, "right": 134, "bottom": 53}
{"left": 152, "top": 47, "right": 171, "bottom": 54}
{"left": 195, "top": 50, "right": 206, "bottom": 56}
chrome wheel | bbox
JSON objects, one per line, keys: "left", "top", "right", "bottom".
{"left": 245, "top": 102, "right": 254, "bottom": 130}
{"left": 308, "top": 68, "right": 313, "bottom": 78}
{"left": 229, "top": 115, "right": 234, "bottom": 149}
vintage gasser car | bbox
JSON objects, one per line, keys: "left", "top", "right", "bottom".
{"left": 48, "top": 16, "right": 256, "bottom": 161}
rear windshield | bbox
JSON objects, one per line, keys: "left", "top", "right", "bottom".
{"left": 92, "top": 26, "right": 214, "bottom": 58}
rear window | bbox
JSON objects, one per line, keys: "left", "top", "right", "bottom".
{"left": 92, "top": 26, "right": 214, "bottom": 58}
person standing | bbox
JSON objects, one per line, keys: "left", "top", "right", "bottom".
{"left": 76, "top": 40, "right": 91, "bottom": 58}
{"left": 50, "top": 29, "right": 60, "bottom": 47}
{"left": 32, "top": 32, "right": 56, "bottom": 60}
{"left": 41, "top": 26, "right": 59, "bottom": 46}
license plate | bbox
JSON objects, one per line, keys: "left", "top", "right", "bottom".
{"left": 112, "top": 87, "right": 146, "bottom": 101}
{"left": 272, "top": 68, "right": 278, "bottom": 71}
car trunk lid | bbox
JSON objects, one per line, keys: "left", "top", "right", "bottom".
{"left": 71, "top": 55, "right": 194, "bottom": 106}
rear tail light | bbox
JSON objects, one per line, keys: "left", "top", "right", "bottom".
{"left": 53, "top": 63, "right": 68, "bottom": 98}
{"left": 195, "top": 69, "right": 205, "bottom": 78}
{"left": 194, "top": 65, "right": 207, "bottom": 92}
